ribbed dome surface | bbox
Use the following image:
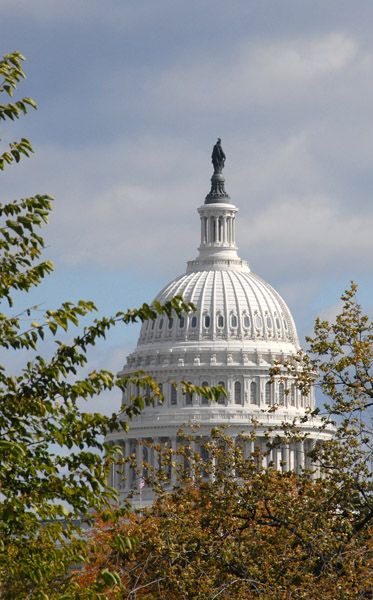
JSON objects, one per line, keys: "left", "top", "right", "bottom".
{"left": 138, "top": 268, "right": 298, "bottom": 346}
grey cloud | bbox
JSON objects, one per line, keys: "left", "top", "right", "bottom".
{"left": 138, "top": 33, "right": 358, "bottom": 115}
{"left": 2, "top": 2, "right": 373, "bottom": 354}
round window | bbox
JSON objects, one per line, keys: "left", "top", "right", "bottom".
{"left": 204, "top": 315, "right": 210, "bottom": 328}
{"left": 231, "top": 314, "right": 238, "bottom": 328}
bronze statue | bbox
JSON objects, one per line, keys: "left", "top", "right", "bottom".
{"left": 211, "top": 138, "right": 226, "bottom": 174}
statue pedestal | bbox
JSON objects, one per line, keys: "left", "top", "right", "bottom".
{"left": 205, "top": 172, "right": 230, "bottom": 204}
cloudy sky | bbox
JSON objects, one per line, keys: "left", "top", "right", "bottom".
{"left": 2, "top": 1, "right": 373, "bottom": 411}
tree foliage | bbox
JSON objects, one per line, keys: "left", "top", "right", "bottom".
{"left": 77, "top": 285, "right": 373, "bottom": 599}
{"left": 0, "top": 52, "right": 209, "bottom": 598}
{"left": 1, "top": 51, "right": 372, "bottom": 599}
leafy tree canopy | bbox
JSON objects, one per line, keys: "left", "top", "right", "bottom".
{"left": 0, "top": 52, "right": 218, "bottom": 599}
{"left": 76, "top": 284, "right": 373, "bottom": 599}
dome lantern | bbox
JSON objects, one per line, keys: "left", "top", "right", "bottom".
{"left": 188, "top": 138, "right": 248, "bottom": 273}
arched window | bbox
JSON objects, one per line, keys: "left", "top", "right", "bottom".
{"left": 159, "top": 318, "right": 164, "bottom": 330}
{"left": 255, "top": 315, "right": 263, "bottom": 328}
{"left": 201, "top": 381, "right": 209, "bottom": 405}
{"left": 265, "top": 382, "right": 271, "bottom": 405}
{"left": 218, "top": 381, "right": 226, "bottom": 405}
{"left": 231, "top": 314, "right": 238, "bottom": 328}
{"left": 168, "top": 317, "right": 173, "bottom": 329}
{"left": 185, "top": 389, "right": 193, "bottom": 406}
{"left": 204, "top": 314, "right": 210, "bottom": 328}
{"left": 170, "top": 385, "right": 177, "bottom": 405}
{"left": 179, "top": 316, "right": 185, "bottom": 328}
{"left": 243, "top": 314, "right": 251, "bottom": 328}
{"left": 291, "top": 384, "right": 295, "bottom": 406}
{"left": 191, "top": 316, "right": 198, "bottom": 328}
{"left": 157, "top": 383, "right": 163, "bottom": 406}
{"left": 250, "top": 381, "right": 257, "bottom": 404}
{"left": 234, "top": 381, "right": 242, "bottom": 405}
{"left": 217, "top": 314, "right": 224, "bottom": 328}
{"left": 279, "top": 382, "right": 285, "bottom": 405}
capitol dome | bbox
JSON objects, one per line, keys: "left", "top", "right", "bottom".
{"left": 138, "top": 268, "right": 298, "bottom": 349}
{"left": 107, "top": 141, "right": 330, "bottom": 501}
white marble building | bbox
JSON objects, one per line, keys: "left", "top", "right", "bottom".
{"left": 106, "top": 146, "right": 329, "bottom": 502}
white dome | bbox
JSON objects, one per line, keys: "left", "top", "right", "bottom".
{"left": 138, "top": 268, "right": 298, "bottom": 348}
{"left": 107, "top": 148, "right": 331, "bottom": 504}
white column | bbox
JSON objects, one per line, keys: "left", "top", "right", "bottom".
{"left": 209, "top": 454, "right": 217, "bottom": 482}
{"left": 289, "top": 443, "right": 295, "bottom": 471}
{"left": 135, "top": 441, "right": 142, "bottom": 491}
{"left": 231, "top": 217, "right": 235, "bottom": 245}
{"left": 298, "top": 441, "right": 305, "bottom": 474}
{"left": 123, "top": 439, "right": 130, "bottom": 490}
{"left": 282, "top": 444, "right": 290, "bottom": 472}
{"left": 171, "top": 438, "right": 177, "bottom": 486}
{"left": 226, "top": 217, "right": 230, "bottom": 244}
{"left": 277, "top": 447, "right": 282, "bottom": 471}
{"left": 259, "top": 378, "right": 265, "bottom": 408}
{"left": 190, "top": 439, "right": 196, "bottom": 480}
{"left": 268, "top": 444, "right": 274, "bottom": 468}
{"left": 231, "top": 434, "right": 237, "bottom": 477}
{"left": 223, "top": 216, "right": 227, "bottom": 244}
{"left": 243, "top": 439, "right": 249, "bottom": 460}
{"left": 272, "top": 446, "right": 277, "bottom": 470}
{"left": 153, "top": 437, "right": 159, "bottom": 473}
{"left": 250, "top": 440, "right": 255, "bottom": 460}
{"left": 305, "top": 440, "right": 315, "bottom": 472}
{"left": 227, "top": 380, "right": 233, "bottom": 405}
{"left": 261, "top": 438, "right": 267, "bottom": 468}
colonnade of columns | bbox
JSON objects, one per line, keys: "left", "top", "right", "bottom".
{"left": 110, "top": 436, "right": 318, "bottom": 493}
{"left": 200, "top": 214, "right": 236, "bottom": 247}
